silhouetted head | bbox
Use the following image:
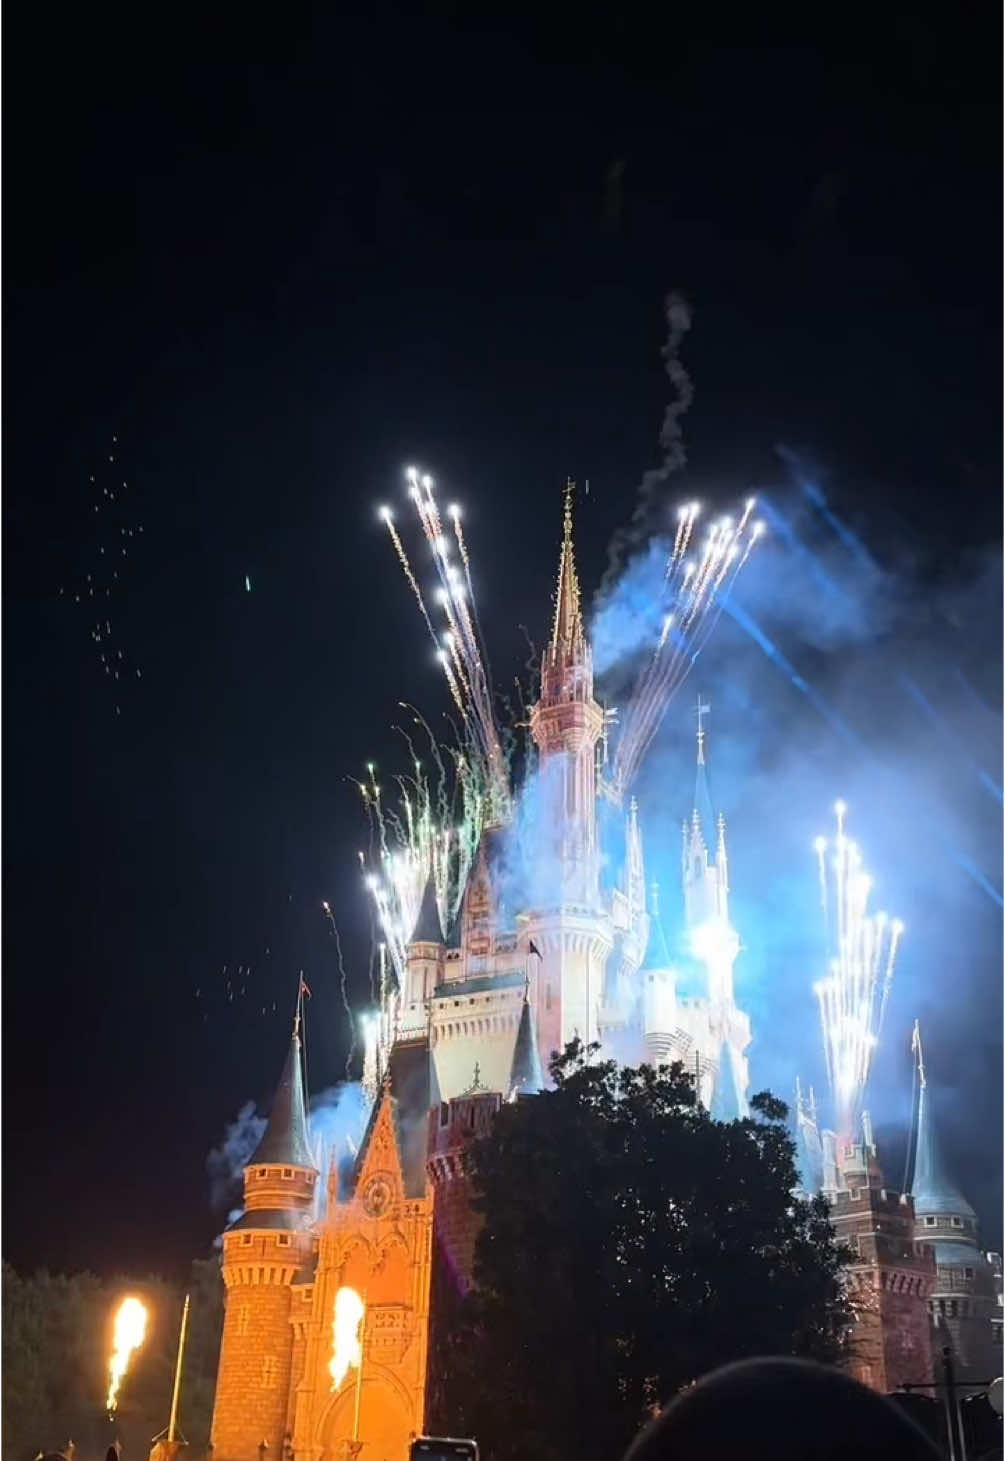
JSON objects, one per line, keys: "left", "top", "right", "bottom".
{"left": 624, "top": 1357, "right": 943, "bottom": 1461}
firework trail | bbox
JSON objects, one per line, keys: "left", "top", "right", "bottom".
{"left": 812, "top": 802, "right": 904, "bottom": 1139}
{"left": 612, "top": 498, "right": 762, "bottom": 794}
{"left": 355, "top": 729, "right": 486, "bottom": 982}
{"left": 322, "top": 901, "right": 357, "bottom": 1080}
{"left": 383, "top": 467, "right": 510, "bottom": 821}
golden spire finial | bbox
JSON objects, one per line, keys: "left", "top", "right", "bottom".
{"left": 551, "top": 478, "right": 584, "bottom": 654}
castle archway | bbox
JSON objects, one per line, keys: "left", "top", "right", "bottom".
{"left": 317, "top": 1369, "right": 413, "bottom": 1461}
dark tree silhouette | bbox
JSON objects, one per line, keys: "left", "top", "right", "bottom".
{"left": 2, "top": 1258, "right": 223, "bottom": 1461}
{"left": 440, "top": 1043, "right": 853, "bottom": 1461}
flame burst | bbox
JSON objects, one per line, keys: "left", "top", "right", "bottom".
{"left": 613, "top": 498, "right": 762, "bottom": 794}
{"left": 813, "top": 801, "right": 903, "bottom": 1136}
{"left": 330, "top": 1286, "right": 365, "bottom": 1390}
{"left": 106, "top": 1296, "right": 148, "bottom": 1413}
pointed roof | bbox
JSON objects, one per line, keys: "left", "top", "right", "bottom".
{"left": 409, "top": 873, "right": 444, "bottom": 944}
{"left": 249, "top": 1028, "right": 316, "bottom": 1168}
{"left": 911, "top": 1083, "right": 976, "bottom": 1219}
{"left": 509, "top": 989, "right": 545, "bottom": 1096}
{"left": 710, "top": 1040, "right": 747, "bottom": 1122}
{"left": 549, "top": 479, "right": 586, "bottom": 658}
{"left": 692, "top": 696, "right": 717, "bottom": 840}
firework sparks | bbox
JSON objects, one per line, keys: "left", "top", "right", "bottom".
{"left": 383, "top": 467, "right": 510, "bottom": 820}
{"left": 613, "top": 499, "right": 762, "bottom": 794}
{"left": 106, "top": 1296, "right": 148, "bottom": 1413}
{"left": 812, "top": 803, "right": 904, "bottom": 1137}
{"left": 355, "top": 713, "right": 485, "bottom": 979}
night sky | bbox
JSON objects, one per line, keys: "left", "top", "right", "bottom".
{"left": 5, "top": 5, "right": 1001, "bottom": 1278}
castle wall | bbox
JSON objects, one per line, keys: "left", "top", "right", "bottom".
{"left": 829, "top": 1159, "right": 935, "bottom": 1395}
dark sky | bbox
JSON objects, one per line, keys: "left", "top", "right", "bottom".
{"left": 4, "top": 4, "right": 1001, "bottom": 1277}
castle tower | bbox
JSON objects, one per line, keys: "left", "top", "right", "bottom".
{"left": 828, "top": 1126, "right": 935, "bottom": 1394}
{"left": 909, "top": 1027, "right": 1003, "bottom": 1387}
{"left": 526, "top": 483, "right": 611, "bottom": 1063}
{"left": 400, "top": 874, "right": 444, "bottom": 1039}
{"left": 212, "top": 1021, "right": 319, "bottom": 1460}
{"left": 681, "top": 700, "right": 738, "bottom": 1008}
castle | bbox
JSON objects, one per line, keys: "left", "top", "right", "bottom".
{"left": 209, "top": 494, "right": 1000, "bottom": 1460}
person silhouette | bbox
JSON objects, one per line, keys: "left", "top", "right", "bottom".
{"left": 623, "top": 1357, "right": 943, "bottom": 1461}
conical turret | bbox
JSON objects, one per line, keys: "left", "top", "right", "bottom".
{"left": 509, "top": 988, "right": 545, "bottom": 1097}
{"left": 410, "top": 873, "right": 444, "bottom": 945}
{"left": 249, "top": 1024, "right": 315, "bottom": 1169}
{"left": 911, "top": 1080, "right": 976, "bottom": 1220}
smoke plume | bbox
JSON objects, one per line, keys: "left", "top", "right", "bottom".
{"left": 603, "top": 291, "right": 693, "bottom": 585}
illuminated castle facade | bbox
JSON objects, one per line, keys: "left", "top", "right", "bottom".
{"left": 210, "top": 495, "right": 754, "bottom": 1460}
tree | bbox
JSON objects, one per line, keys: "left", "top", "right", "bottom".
{"left": 440, "top": 1045, "right": 854, "bottom": 1461}
{"left": 1, "top": 1258, "right": 223, "bottom": 1461}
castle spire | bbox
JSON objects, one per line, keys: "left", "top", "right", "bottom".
{"left": 409, "top": 872, "right": 444, "bottom": 945}
{"left": 910, "top": 1024, "right": 975, "bottom": 1219}
{"left": 249, "top": 1016, "right": 315, "bottom": 1168}
{"left": 549, "top": 478, "right": 586, "bottom": 661}
{"left": 692, "top": 695, "right": 716, "bottom": 838}
{"left": 509, "top": 985, "right": 545, "bottom": 1098}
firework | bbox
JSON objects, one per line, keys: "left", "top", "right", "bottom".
{"left": 355, "top": 711, "right": 486, "bottom": 979}
{"left": 812, "top": 802, "right": 904, "bottom": 1137}
{"left": 106, "top": 1296, "right": 148, "bottom": 1414}
{"left": 383, "top": 468, "right": 510, "bottom": 820}
{"left": 613, "top": 498, "right": 762, "bottom": 794}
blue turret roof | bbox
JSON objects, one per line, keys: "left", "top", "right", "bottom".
{"left": 509, "top": 992, "right": 545, "bottom": 1096}
{"left": 911, "top": 1084, "right": 976, "bottom": 1220}
{"left": 410, "top": 874, "right": 444, "bottom": 944}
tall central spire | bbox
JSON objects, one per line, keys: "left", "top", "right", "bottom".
{"left": 549, "top": 478, "right": 586, "bottom": 660}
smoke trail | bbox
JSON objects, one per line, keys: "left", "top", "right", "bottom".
{"left": 603, "top": 292, "right": 693, "bottom": 585}
{"left": 206, "top": 1100, "right": 266, "bottom": 1211}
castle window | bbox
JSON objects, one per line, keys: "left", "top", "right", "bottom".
{"left": 847, "top": 1188, "right": 859, "bottom": 1201}
{"left": 440, "top": 1103, "right": 449, "bottom": 1127}
{"left": 241, "top": 1234, "right": 253, "bottom": 1247}
{"left": 949, "top": 1300, "right": 959, "bottom": 1318}
{"left": 964, "top": 1267, "right": 974, "bottom": 1279}
{"left": 262, "top": 1355, "right": 278, "bottom": 1389}
{"left": 282, "top": 1168, "right": 293, "bottom": 1180}
{"left": 237, "top": 1305, "right": 250, "bottom": 1337}
{"left": 951, "top": 1217, "right": 963, "bottom": 1228}
{"left": 259, "top": 1169, "right": 268, "bottom": 1178}
{"left": 277, "top": 1234, "right": 291, "bottom": 1247}
{"left": 924, "top": 1216, "right": 937, "bottom": 1226}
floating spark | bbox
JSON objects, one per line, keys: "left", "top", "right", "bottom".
{"left": 812, "top": 803, "right": 903, "bottom": 1137}
{"left": 106, "top": 1296, "right": 148, "bottom": 1413}
{"left": 613, "top": 498, "right": 762, "bottom": 794}
{"left": 330, "top": 1286, "right": 365, "bottom": 1390}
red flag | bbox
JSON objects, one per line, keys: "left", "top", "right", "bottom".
{"left": 300, "top": 978, "right": 312, "bottom": 999}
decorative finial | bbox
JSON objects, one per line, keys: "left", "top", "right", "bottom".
{"left": 912, "top": 1019, "right": 927, "bottom": 1090}
{"left": 564, "top": 476, "right": 575, "bottom": 536}
{"left": 695, "top": 695, "right": 711, "bottom": 766}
